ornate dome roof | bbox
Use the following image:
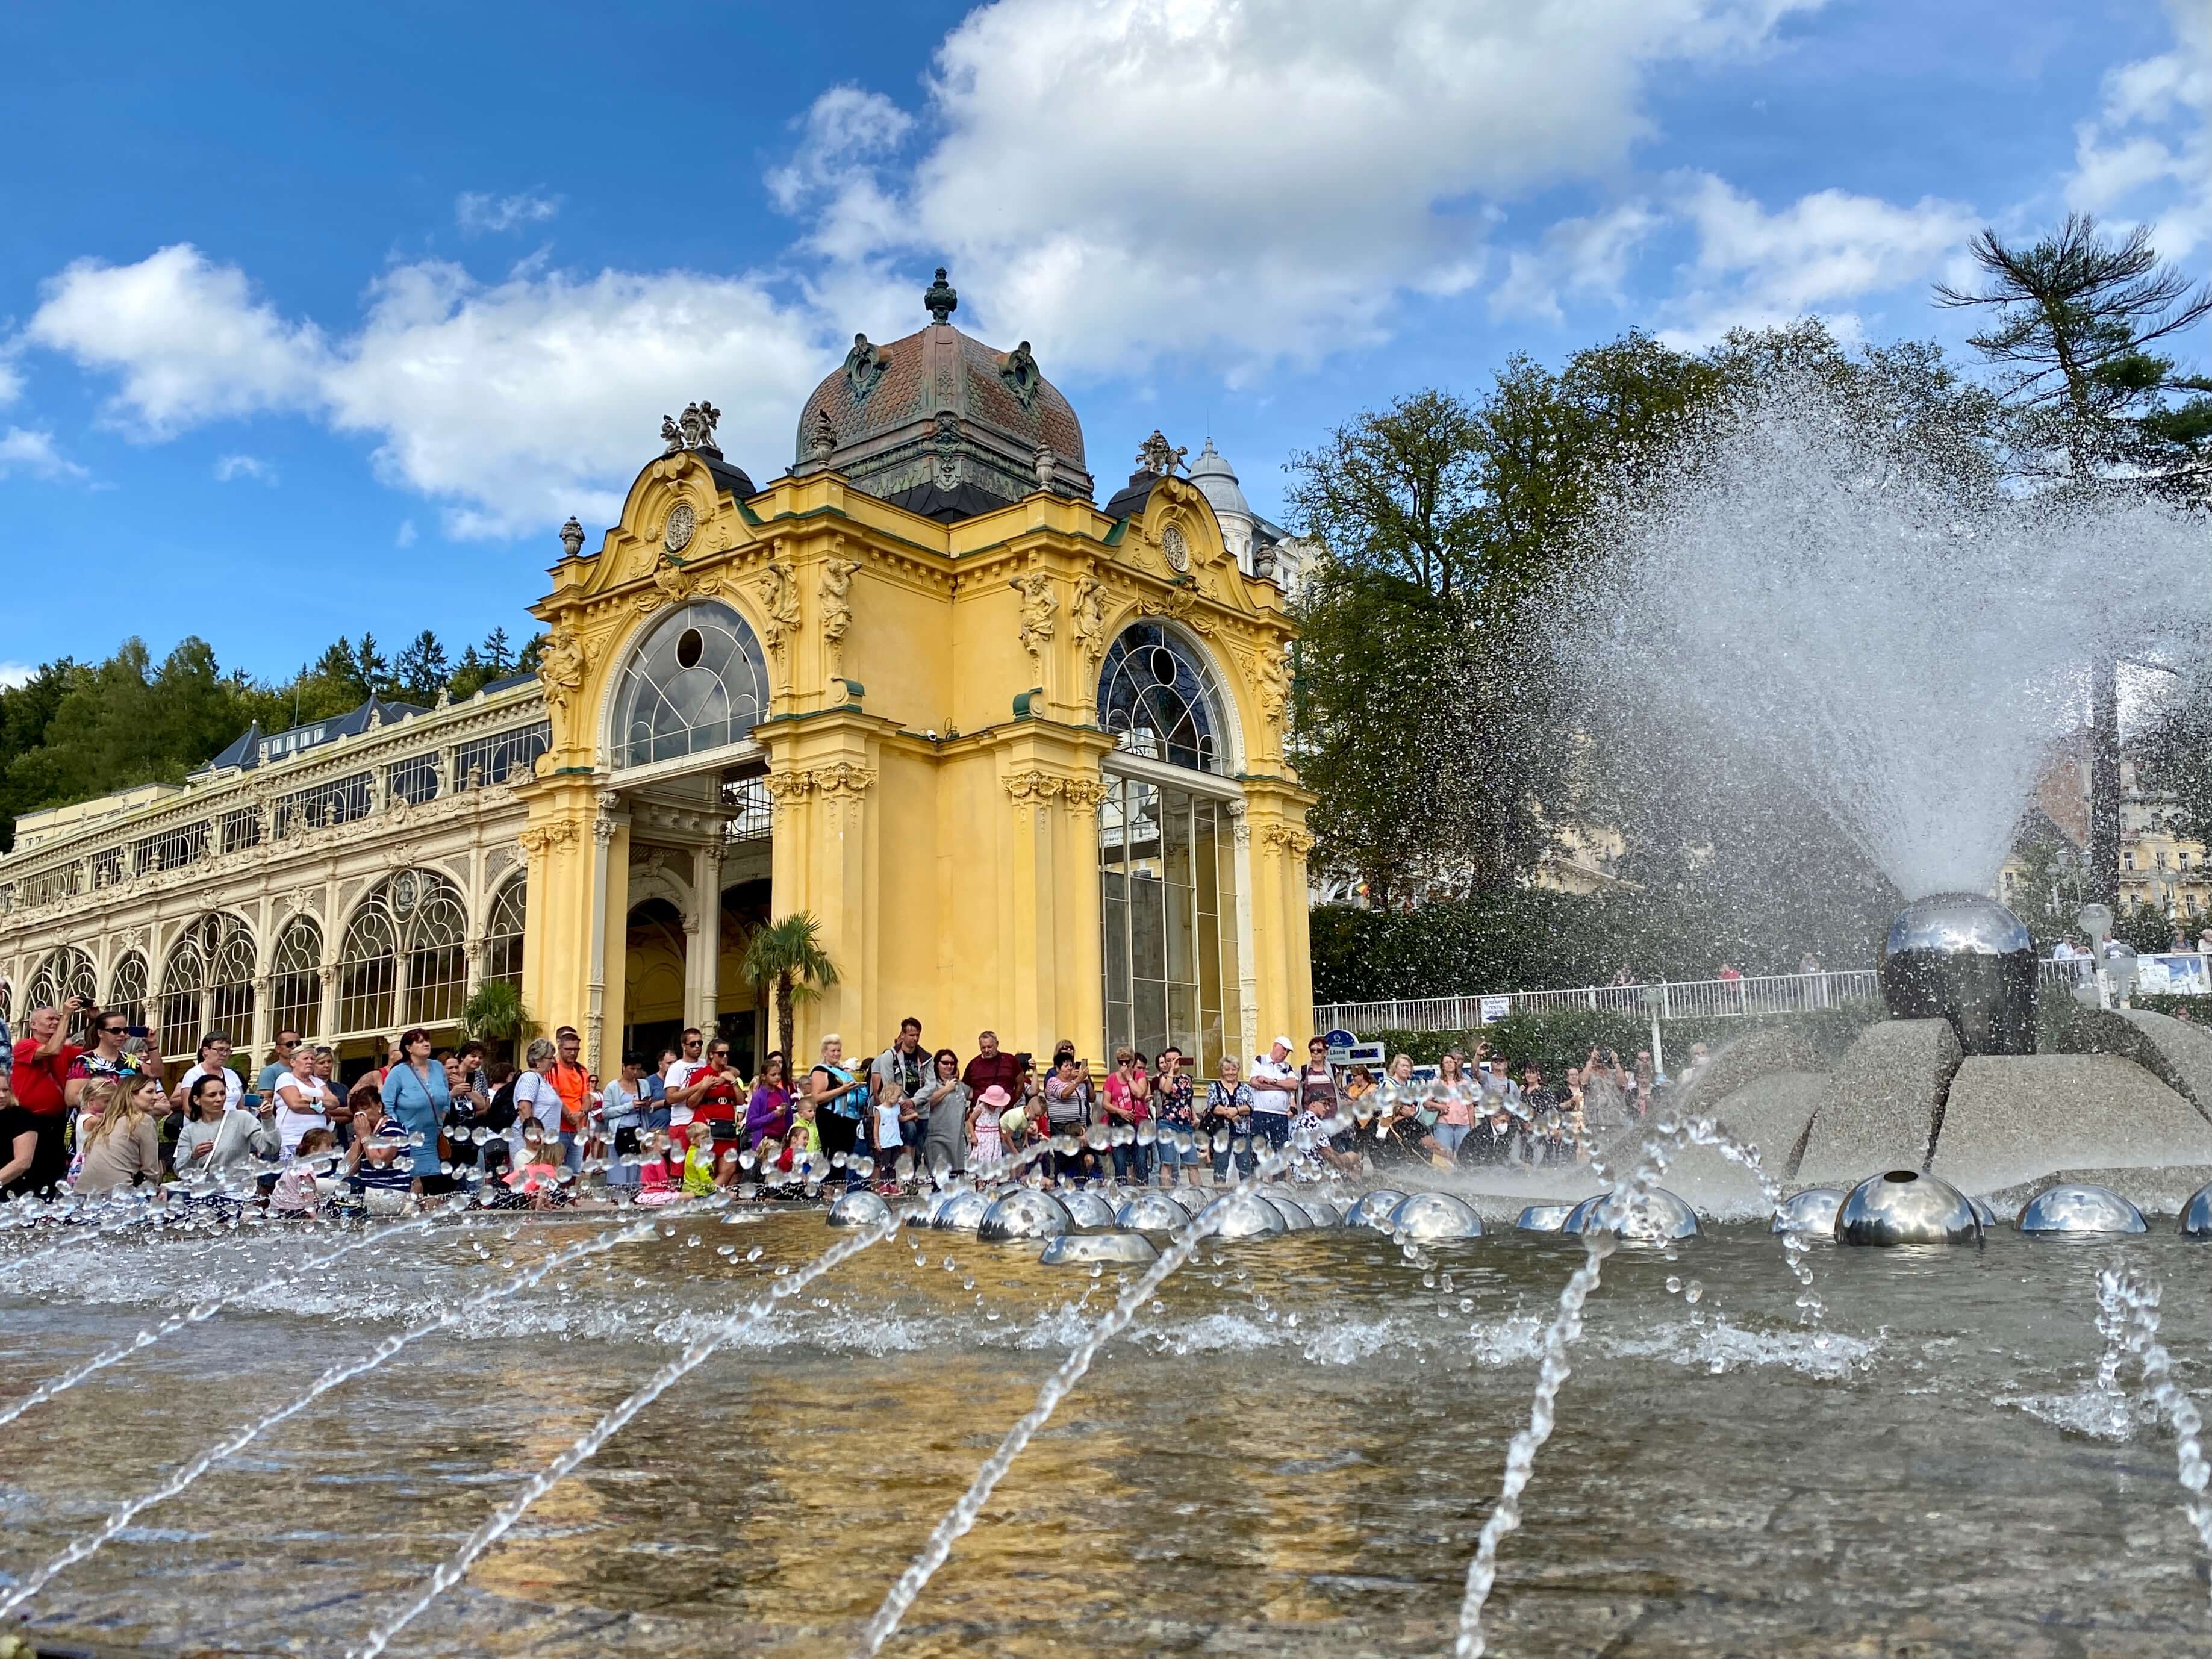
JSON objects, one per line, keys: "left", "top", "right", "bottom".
{"left": 1186, "top": 437, "right": 1252, "bottom": 520}
{"left": 793, "top": 268, "right": 1092, "bottom": 522}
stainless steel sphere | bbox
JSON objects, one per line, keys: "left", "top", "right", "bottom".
{"left": 1058, "top": 1189, "right": 1121, "bottom": 1229}
{"left": 1344, "top": 1189, "right": 1410, "bottom": 1231}
{"left": 977, "top": 1189, "right": 1073, "bottom": 1242}
{"left": 1387, "top": 1191, "right": 1485, "bottom": 1241}
{"left": 2015, "top": 1183, "right": 2148, "bottom": 1234}
{"left": 1115, "top": 1192, "right": 1191, "bottom": 1231}
{"left": 1167, "top": 1187, "right": 1209, "bottom": 1213}
{"left": 1297, "top": 1197, "right": 1344, "bottom": 1227}
{"left": 1968, "top": 1195, "right": 1998, "bottom": 1230}
{"left": 929, "top": 1189, "right": 993, "bottom": 1231}
{"left": 1563, "top": 1186, "right": 1700, "bottom": 1241}
{"left": 1201, "top": 1190, "right": 1286, "bottom": 1239}
{"left": 1264, "top": 1195, "right": 1316, "bottom": 1231}
{"left": 1039, "top": 1230, "right": 1161, "bottom": 1266}
{"left": 1833, "top": 1169, "right": 1982, "bottom": 1245}
{"left": 1772, "top": 1188, "right": 1846, "bottom": 1235}
{"left": 827, "top": 1189, "right": 894, "bottom": 1228}
{"left": 2180, "top": 1181, "right": 2212, "bottom": 1240}
{"left": 1880, "top": 892, "right": 2037, "bottom": 1055}
{"left": 1516, "top": 1204, "right": 1573, "bottom": 1233}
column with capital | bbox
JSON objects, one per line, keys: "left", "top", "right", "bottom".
{"left": 516, "top": 775, "right": 620, "bottom": 1073}
{"left": 1236, "top": 778, "right": 1318, "bottom": 1050}
{"left": 685, "top": 839, "right": 724, "bottom": 1035}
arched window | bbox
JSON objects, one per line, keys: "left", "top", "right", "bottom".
{"left": 611, "top": 600, "right": 770, "bottom": 769}
{"left": 338, "top": 869, "right": 470, "bottom": 1036}
{"left": 407, "top": 885, "right": 469, "bottom": 1025}
{"left": 1097, "top": 623, "right": 1229, "bottom": 775}
{"left": 338, "top": 904, "right": 397, "bottom": 1036}
{"left": 482, "top": 877, "right": 526, "bottom": 988}
{"left": 28, "top": 947, "right": 97, "bottom": 1042}
{"left": 160, "top": 913, "right": 255, "bottom": 1056}
{"left": 270, "top": 917, "right": 323, "bottom": 1039}
{"left": 106, "top": 953, "right": 149, "bottom": 1032}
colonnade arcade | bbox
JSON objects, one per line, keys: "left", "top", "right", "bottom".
{"left": 3, "top": 871, "right": 529, "bottom": 1080}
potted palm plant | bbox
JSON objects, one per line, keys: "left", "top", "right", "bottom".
{"left": 740, "top": 912, "right": 840, "bottom": 1067}
{"left": 461, "top": 978, "right": 535, "bottom": 1066}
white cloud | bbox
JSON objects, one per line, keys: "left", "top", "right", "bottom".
{"left": 25, "top": 244, "right": 827, "bottom": 540}
{"left": 0, "top": 662, "right": 34, "bottom": 689}
{"left": 455, "top": 191, "right": 563, "bottom": 235}
{"left": 25, "top": 244, "right": 326, "bottom": 435}
{"left": 1489, "top": 199, "right": 1669, "bottom": 323}
{"left": 0, "top": 426, "right": 88, "bottom": 482}
{"left": 323, "top": 261, "right": 824, "bottom": 538}
{"left": 1657, "top": 172, "right": 1977, "bottom": 344}
{"left": 213, "top": 452, "right": 277, "bottom": 484}
{"left": 2064, "top": 0, "right": 2208, "bottom": 258}
{"left": 0, "top": 345, "right": 22, "bottom": 408}
{"left": 774, "top": 0, "right": 1823, "bottom": 376}
{"left": 395, "top": 518, "right": 417, "bottom": 547}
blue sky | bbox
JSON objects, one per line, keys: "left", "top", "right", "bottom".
{"left": 1, "top": 0, "right": 2202, "bottom": 689}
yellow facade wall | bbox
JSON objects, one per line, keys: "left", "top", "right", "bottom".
{"left": 516, "top": 449, "right": 1313, "bottom": 1077}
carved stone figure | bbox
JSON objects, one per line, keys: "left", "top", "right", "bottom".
{"left": 536, "top": 629, "right": 587, "bottom": 712}
{"left": 678, "top": 400, "right": 723, "bottom": 456}
{"left": 1015, "top": 568, "right": 1058, "bottom": 667}
{"left": 1251, "top": 641, "right": 1292, "bottom": 727}
{"left": 761, "top": 559, "right": 802, "bottom": 659}
{"left": 1073, "top": 576, "right": 1111, "bottom": 672}
{"left": 820, "top": 555, "right": 859, "bottom": 683}
{"left": 1137, "top": 429, "right": 1187, "bottom": 479}
{"left": 661, "top": 414, "right": 684, "bottom": 456}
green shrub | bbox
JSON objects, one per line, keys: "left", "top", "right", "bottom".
{"left": 1358, "top": 1001, "right": 1883, "bottom": 1084}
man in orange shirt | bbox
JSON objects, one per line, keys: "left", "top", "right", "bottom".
{"left": 551, "top": 1024, "right": 593, "bottom": 1173}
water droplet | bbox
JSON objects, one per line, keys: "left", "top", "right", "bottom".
{"left": 1683, "top": 1281, "right": 1704, "bottom": 1304}
{"left": 1666, "top": 1275, "right": 1683, "bottom": 1294}
{"left": 746, "top": 1246, "right": 763, "bottom": 1262}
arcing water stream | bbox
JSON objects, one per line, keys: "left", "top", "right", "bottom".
{"left": 0, "top": 1200, "right": 715, "bottom": 1619}
{"left": 0, "top": 1211, "right": 446, "bottom": 1431}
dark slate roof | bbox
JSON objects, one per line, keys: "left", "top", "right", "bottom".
{"left": 196, "top": 693, "right": 431, "bottom": 775}
{"left": 700, "top": 452, "right": 759, "bottom": 500}
{"left": 1101, "top": 468, "right": 1164, "bottom": 521}
{"left": 882, "top": 478, "right": 1017, "bottom": 523}
{"left": 478, "top": 671, "right": 539, "bottom": 696}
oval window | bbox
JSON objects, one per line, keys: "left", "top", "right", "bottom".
{"left": 675, "top": 627, "right": 705, "bottom": 670}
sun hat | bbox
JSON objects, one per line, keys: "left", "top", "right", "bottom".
{"left": 979, "top": 1084, "right": 1011, "bottom": 1108}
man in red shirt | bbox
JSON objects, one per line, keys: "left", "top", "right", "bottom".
{"left": 959, "top": 1029, "right": 1022, "bottom": 1104}
{"left": 11, "top": 998, "right": 84, "bottom": 1197}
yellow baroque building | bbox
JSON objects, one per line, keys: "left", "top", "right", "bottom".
{"left": 0, "top": 273, "right": 1315, "bottom": 1080}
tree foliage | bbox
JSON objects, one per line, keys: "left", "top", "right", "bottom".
{"left": 1934, "top": 211, "right": 2212, "bottom": 500}
{"left": 0, "top": 620, "right": 543, "bottom": 853}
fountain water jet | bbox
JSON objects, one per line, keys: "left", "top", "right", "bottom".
{"left": 848, "top": 1111, "right": 1354, "bottom": 1659}
{"left": 0, "top": 1210, "right": 450, "bottom": 1431}
{"left": 1454, "top": 1115, "right": 1827, "bottom": 1658}
{"left": 2093, "top": 1267, "right": 2212, "bottom": 1604}
{"left": 347, "top": 1201, "right": 916, "bottom": 1659}
{"left": 347, "top": 1135, "right": 1069, "bottom": 1658}
{"left": 0, "top": 1202, "right": 714, "bottom": 1619}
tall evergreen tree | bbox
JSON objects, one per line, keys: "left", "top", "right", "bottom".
{"left": 393, "top": 629, "right": 451, "bottom": 703}
{"left": 1934, "top": 213, "right": 2212, "bottom": 906}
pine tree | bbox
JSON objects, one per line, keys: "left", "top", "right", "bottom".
{"left": 480, "top": 626, "right": 514, "bottom": 674}
{"left": 393, "top": 629, "right": 451, "bottom": 703}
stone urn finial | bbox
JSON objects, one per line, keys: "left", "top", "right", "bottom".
{"left": 559, "top": 515, "right": 585, "bottom": 558}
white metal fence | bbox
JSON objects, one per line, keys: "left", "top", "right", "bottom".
{"left": 1315, "top": 954, "right": 2211, "bottom": 1036}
